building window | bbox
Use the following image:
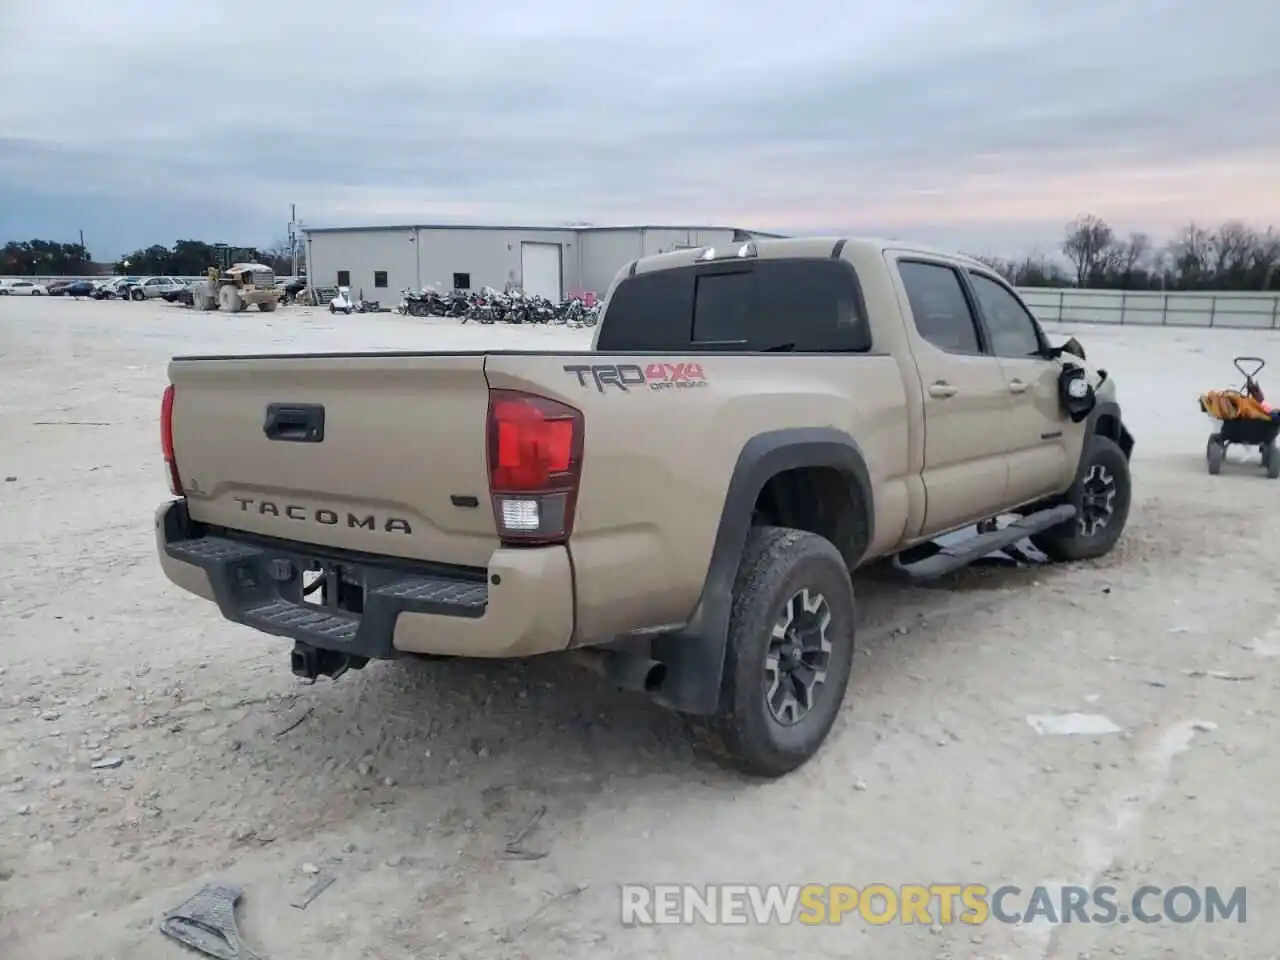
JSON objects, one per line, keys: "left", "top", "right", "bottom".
{"left": 374, "top": 271, "right": 388, "bottom": 288}
{"left": 453, "top": 272, "right": 471, "bottom": 291}
{"left": 336, "top": 270, "right": 350, "bottom": 287}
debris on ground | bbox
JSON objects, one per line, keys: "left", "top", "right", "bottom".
{"left": 91, "top": 757, "right": 124, "bottom": 770}
{"left": 160, "top": 882, "right": 258, "bottom": 960}
{"left": 497, "top": 882, "right": 589, "bottom": 943}
{"left": 290, "top": 873, "right": 336, "bottom": 911}
{"left": 32, "top": 420, "right": 112, "bottom": 426}
{"left": 1026, "top": 713, "right": 1123, "bottom": 736}
{"left": 503, "top": 805, "right": 549, "bottom": 860}
{"left": 1183, "top": 669, "right": 1256, "bottom": 682}
{"left": 272, "top": 707, "right": 314, "bottom": 738}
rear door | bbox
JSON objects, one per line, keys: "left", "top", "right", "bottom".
{"left": 891, "top": 257, "right": 1014, "bottom": 535}
{"left": 964, "top": 270, "right": 1075, "bottom": 506}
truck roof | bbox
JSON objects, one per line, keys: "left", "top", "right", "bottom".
{"left": 628, "top": 236, "right": 991, "bottom": 276}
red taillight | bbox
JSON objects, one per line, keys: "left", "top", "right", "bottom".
{"left": 161, "top": 384, "right": 183, "bottom": 496}
{"left": 486, "top": 389, "right": 584, "bottom": 545}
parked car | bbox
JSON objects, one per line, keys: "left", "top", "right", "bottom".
{"left": 92, "top": 277, "right": 137, "bottom": 300}
{"left": 164, "top": 280, "right": 195, "bottom": 304}
{"left": 47, "top": 279, "right": 79, "bottom": 296}
{"left": 130, "top": 277, "right": 183, "bottom": 301}
{"left": 0, "top": 280, "right": 49, "bottom": 296}
{"left": 58, "top": 280, "right": 97, "bottom": 298}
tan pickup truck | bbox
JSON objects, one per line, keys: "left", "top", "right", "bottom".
{"left": 155, "top": 237, "right": 1134, "bottom": 777}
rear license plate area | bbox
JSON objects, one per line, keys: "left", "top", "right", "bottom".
{"left": 298, "top": 560, "right": 366, "bottom": 614}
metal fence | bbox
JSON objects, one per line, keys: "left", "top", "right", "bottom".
{"left": 1018, "top": 288, "right": 1280, "bottom": 329}
{"left": 4, "top": 276, "right": 1279, "bottom": 329}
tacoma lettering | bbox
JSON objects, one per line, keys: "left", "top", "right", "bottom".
{"left": 231, "top": 497, "right": 412, "bottom": 534}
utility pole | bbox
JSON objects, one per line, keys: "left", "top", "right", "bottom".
{"left": 289, "top": 203, "right": 299, "bottom": 279}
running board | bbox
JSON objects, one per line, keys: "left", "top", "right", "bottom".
{"left": 893, "top": 505, "right": 1077, "bottom": 582}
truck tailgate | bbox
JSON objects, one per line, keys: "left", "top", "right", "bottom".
{"left": 167, "top": 354, "right": 498, "bottom": 567}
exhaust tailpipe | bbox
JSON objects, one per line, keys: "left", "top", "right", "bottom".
{"left": 569, "top": 648, "right": 667, "bottom": 694}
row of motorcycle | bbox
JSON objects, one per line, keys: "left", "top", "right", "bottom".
{"left": 397, "top": 287, "right": 600, "bottom": 326}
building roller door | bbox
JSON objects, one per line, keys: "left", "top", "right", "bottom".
{"left": 520, "top": 242, "right": 563, "bottom": 301}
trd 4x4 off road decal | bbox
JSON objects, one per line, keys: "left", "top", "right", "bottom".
{"left": 563, "top": 362, "right": 709, "bottom": 393}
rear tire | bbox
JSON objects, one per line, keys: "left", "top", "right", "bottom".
{"left": 688, "top": 526, "right": 856, "bottom": 778}
{"left": 1266, "top": 442, "right": 1280, "bottom": 479}
{"left": 1032, "top": 435, "right": 1132, "bottom": 562}
{"left": 257, "top": 300, "right": 277, "bottom": 313}
{"left": 130, "top": 288, "right": 144, "bottom": 301}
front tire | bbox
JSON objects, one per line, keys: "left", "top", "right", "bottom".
{"left": 1207, "top": 437, "right": 1225, "bottom": 475}
{"left": 257, "top": 300, "right": 277, "bottom": 313}
{"left": 1032, "top": 435, "right": 1131, "bottom": 561}
{"left": 218, "top": 284, "right": 243, "bottom": 313}
{"left": 689, "top": 526, "right": 856, "bottom": 778}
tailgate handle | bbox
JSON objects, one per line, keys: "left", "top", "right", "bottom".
{"left": 264, "top": 403, "right": 325, "bottom": 443}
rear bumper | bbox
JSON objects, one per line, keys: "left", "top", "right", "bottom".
{"left": 155, "top": 499, "right": 574, "bottom": 659}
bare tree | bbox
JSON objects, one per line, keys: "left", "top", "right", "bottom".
{"left": 1062, "top": 215, "right": 1115, "bottom": 286}
{"left": 261, "top": 238, "right": 302, "bottom": 276}
{"left": 1165, "top": 223, "right": 1215, "bottom": 289}
{"left": 1111, "top": 232, "right": 1152, "bottom": 286}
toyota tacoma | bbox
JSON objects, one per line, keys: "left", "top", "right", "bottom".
{"left": 155, "top": 237, "right": 1134, "bottom": 777}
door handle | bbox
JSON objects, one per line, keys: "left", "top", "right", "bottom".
{"left": 928, "top": 381, "right": 958, "bottom": 399}
{"left": 263, "top": 403, "right": 326, "bottom": 443}
{"left": 1008, "top": 379, "right": 1029, "bottom": 394}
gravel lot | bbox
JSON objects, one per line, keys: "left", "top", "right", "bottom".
{"left": 2, "top": 296, "right": 1279, "bottom": 960}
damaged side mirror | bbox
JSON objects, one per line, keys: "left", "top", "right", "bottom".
{"left": 1039, "top": 336, "right": 1088, "bottom": 362}
{"left": 1059, "top": 337, "right": 1087, "bottom": 361}
{"left": 1058, "top": 364, "right": 1096, "bottom": 423}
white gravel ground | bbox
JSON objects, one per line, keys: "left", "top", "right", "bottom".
{"left": 2, "top": 296, "right": 1279, "bottom": 960}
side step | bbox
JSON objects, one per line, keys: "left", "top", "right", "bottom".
{"left": 894, "top": 504, "right": 1077, "bottom": 582}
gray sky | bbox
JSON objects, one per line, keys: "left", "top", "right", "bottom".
{"left": 2, "top": 0, "right": 1278, "bottom": 260}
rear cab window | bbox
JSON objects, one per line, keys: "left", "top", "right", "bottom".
{"left": 596, "top": 258, "right": 872, "bottom": 353}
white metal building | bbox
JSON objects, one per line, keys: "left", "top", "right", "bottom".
{"left": 302, "top": 224, "right": 783, "bottom": 302}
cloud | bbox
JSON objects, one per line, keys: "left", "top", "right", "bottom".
{"left": 1, "top": 0, "right": 1278, "bottom": 259}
